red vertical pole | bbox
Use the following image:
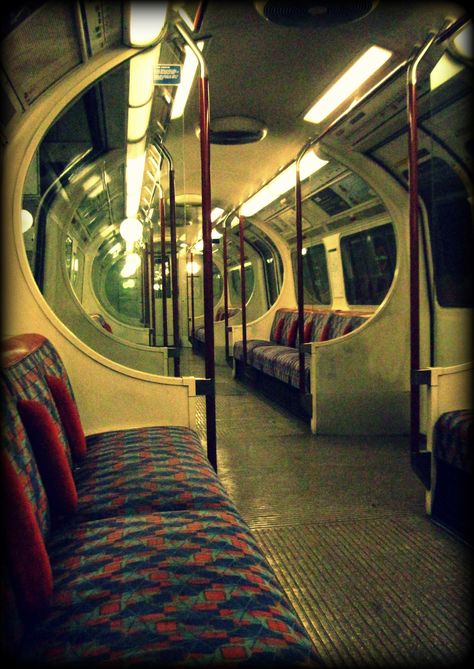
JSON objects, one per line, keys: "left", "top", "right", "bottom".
{"left": 294, "top": 163, "right": 305, "bottom": 393}
{"left": 190, "top": 252, "right": 196, "bottom": 338}
{"left": 223, "top": 217, "right": 230, "bottom": 359}
{"left": 406, "top": 33, "right": 436, "bottom": 467}
{"left": 238, "top": 215, "right": 247, "bottom": 366}
{"left": 199, "top": 73, "right": 217, "bottom": 471}
{"left": 175, "top": 20, "right": 217, "bottom": 472}
{"left": 168, "top": 166, "right": 181, "bottom": 376}
{"left": 149, "top": 221, "right": 157, "bottom": 346}
{"left": 159, "top": 194, "right": 168, "bottom": 347}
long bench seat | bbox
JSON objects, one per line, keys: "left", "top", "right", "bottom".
{"left": 233, "top": 308, "right": 369, "bottom": 393}
{"left": 1, "top": 333, "right": 319, "bottom": 666}
{"left": 192, "top": 306, "right": 240, "bottom": 345}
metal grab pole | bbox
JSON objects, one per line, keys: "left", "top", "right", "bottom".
{"left": 223, "top": 215, "right": 230, "bottom": 360}
{"left": 154, "top": 139, "right": 180, "bottom": 376}
{"left": 190, "top": 252, "right": 196, "bottom": 339}
{"left": 159, "top": 189, "right": 168, "bottom": 347}
{"left": 238, "top": 215, "right": 248, "bottom": 367}
{"left": 294, "top": 164, "right": 305, "bottom": 393}
{"left": 406, "top": 32, "right": 438, "bottom": 477}
{"left": 293, "top": 59, "right": 410, "bottom": 397}
{"left": 148, "top": 222, "right": 157, "bottom": 346}
{"left": 176, "top": 20, "right": 217, "bottom": 471}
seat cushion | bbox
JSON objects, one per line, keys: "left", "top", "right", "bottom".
{"left": 233, "top": 339, "right": 274, "bottom": 364}
{"left": 435, "top": 410, "right": 472, "bottom": 474}
{"left": 21, "top": 510, "right": 320, "bottom": 667}
{"left": 73, "top": 426, "right": 238, "bottom": 520}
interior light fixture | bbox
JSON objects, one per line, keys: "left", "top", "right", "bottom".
{"left": 120, "top": 252, "right": 142, "bottom": 278}
{"left": 304, "top": 45, "right": 392, "bottom": 124}
{"left": 125, "top": 1, "right": 168, "bottom": 48}
{"left": 127, "top": 99, "right": 153, "bottom": 142}
{"left": 126, "top": 139, "right": 146, "bottom": 217}
{"left": 452, "top": 23, "right": 473, "bottom": 61}
{"left": 430, "top": 52, "right": 464, "bottom": 91}
{"left": 21, "top": 209, "right": 34, "bottom": 233}
{"left": 186, "top": 260, "right": 201, "bottom": 275}
{"left": 129, "top": 49, "right": 156, "bottom": 106}
{"left": 210, "top": 207, "right": 225, "bottom": 222}
{"left": 120, "top": 217, "right": 143, "bottom": 244}
{"left": 170, "top": 41, "right": 204, "bottom": 120}
{"left": 239, "top": 149, "right": 328, "bottom": 217}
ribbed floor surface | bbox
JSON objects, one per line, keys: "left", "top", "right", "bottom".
{"left": 182, "top": 350, "right": 472, "bottom": 667}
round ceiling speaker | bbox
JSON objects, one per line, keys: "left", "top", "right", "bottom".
{"left": 196, "top": 116, "right": 268, "bottom": 145}
{"left": 254, "top": 1, "right": 378, "bottom": 27}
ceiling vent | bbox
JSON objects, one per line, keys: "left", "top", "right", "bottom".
{"left": 254, "top": 1, "right": 377, "bottom": 27}
{"left": 196, "top": 116, "right": 268, "bottom": 145}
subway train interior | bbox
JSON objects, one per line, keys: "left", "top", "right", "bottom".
{"left": 1, "top": 1, "right": 472, "bottom": 666}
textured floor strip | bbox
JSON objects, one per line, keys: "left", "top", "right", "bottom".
{"left": 252, "top": 517, "right": 471, "bottom": 667}
{"left": 187, "top": 349, "right": 472, "bottom": 666}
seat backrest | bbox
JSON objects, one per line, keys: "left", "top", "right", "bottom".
{"left": 1, "top": 381, "right": 51, "bottom": 540}
{"left": 1, "top": 334, "right": 74, "bottom": 466}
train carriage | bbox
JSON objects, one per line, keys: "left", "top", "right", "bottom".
{"left": 1, "top": 2, "right": 472, "bottom": 666}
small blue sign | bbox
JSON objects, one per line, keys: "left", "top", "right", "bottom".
{"left": 154, "top": 64, "right": 181, "bottom": 86}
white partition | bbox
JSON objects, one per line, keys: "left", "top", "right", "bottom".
{"left": 2, "top": 47, "right": 199, "bottom": 436}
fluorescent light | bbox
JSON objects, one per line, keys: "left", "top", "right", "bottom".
{"left": 211, "top": 207, "right": 225, "bottom": 222}
{"left": 430, "top": 52, "right": 463, "bottom": 91}
{"left": 240, "top": 150, "right": 328, "bottom": 217}
{"left": 126, "top": 2, "right": 167, "bottom": 47}
{"left": 304, "top": 45, "right": 392, "bottom": 124}
{"left": 170, "top": 41, "right": 204, "bottom": 120}
{"left": 453, "top": 23, "right": 473, "bottom": 61}
{"left": 126, "top": 139, "right": 146, "bottom": 217}
{"left": 129, "top": 49, "right": 156, "bottom": 107}
{"left": 127, "top": 99, "right": 153, "bottom": 142}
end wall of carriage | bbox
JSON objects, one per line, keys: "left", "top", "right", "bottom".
{"left": 232, "top": 144, "right": 412, "bottom": 435}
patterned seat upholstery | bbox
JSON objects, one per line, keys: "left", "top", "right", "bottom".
{"left": 193, "top": 308, "right": 240, "bottom": 343}
{"left": 21, "top": 510, "right": 318, "bottom": 666}
{"left": 75, "top": 426, "right": 239, "bottom": 519}
{"left": 434, "top": 410, "right": 472, "bottom": 474}
{"left": 234, "top": 308, "right": 368, "bottom": 395}
{"left": 1, "top": 334, "right": 320, "bottom": 666}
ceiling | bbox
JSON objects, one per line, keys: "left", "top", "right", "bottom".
{"left": 3, "top": 0, "right": 468, "bottom": 253}
{"left": 167, "top": 1, "right": 463, "bottom": 211}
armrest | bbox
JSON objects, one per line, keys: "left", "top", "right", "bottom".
{"left": 414, "top": 362, "right": 472, "bottom": 415}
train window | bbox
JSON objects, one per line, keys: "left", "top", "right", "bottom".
{"left": 213, "top": 266, "right": 223, "bottom": 306}
{"left": 291, "top": 244, "right": 331, "bottom": 305}
{"left": 103, "top": 258, "right": 144, "bottom": 323}
{"left": 153, "top": 256, "right": 171, "bottom": 299}
{"left": 246, "top": 233, "right": 283, "bottom": 307}
{"left": 229, "top": 263, "right": 255, "bottom": 305}
{"left": 341, "top": 223, "right": 396, "bottom": 305}
{"left": 417, "top": 157, "right": 472, "bottom": 308}
{"left": 189, "top": 263, "right": 223, "bottom": 317}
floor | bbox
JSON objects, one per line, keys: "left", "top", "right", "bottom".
{"left": 181, "top": 348, "right": 472, "bottom": 667}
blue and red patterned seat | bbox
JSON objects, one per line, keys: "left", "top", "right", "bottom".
{"left": 434, "top": 409, "right": 472, "bottom": 475}
{"left": 1, "top": 333, "right": 320, "bottom": 666}
{"left": 234, "top": 307, "right": 369, "bottom": 393}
